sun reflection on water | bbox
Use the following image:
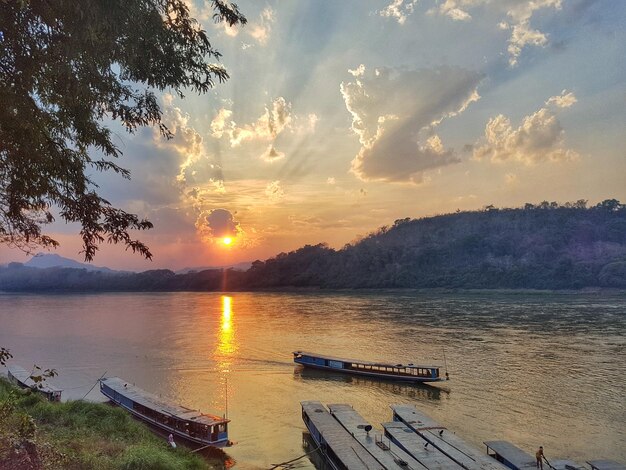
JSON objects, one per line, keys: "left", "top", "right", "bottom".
{"left": 217, "top": 296, "right": 236, "bottom": 367}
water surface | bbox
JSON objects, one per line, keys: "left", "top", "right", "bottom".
{"left": 0, "top": 291, "right": 624, "bottom": 469}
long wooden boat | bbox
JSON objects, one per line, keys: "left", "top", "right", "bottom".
{"left": 301, "top": 401, "right": 383, "bottom": 470}
{"left": 293, "top": 351, "right": 448, "bottom": 383}
{"left": 392, "top": 404, "right": 507, "bottom": 470}
{"left": 99, "top": 377, "right": 230, "bottom": 447}
{"left": 7, "top": 364, "right": 62, "bottom": 402}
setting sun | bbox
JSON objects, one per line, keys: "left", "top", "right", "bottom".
{"left": 222, "top": 237, "right": 233, "bottom": 245}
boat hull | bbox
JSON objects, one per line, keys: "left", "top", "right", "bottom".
{"left": 99, "top": 381, "right": 229, "bottom": 448}
{"left": 294, "top": 355, "right": 446, "bottom": 383}
{"left": 302, "top": 416, "right": 342, "bottom": 470}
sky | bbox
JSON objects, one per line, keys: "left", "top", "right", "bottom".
{"left": 1, "top": 0, "right": 625, "bottom": 271}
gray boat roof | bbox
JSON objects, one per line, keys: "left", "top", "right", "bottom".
{"left": 328, "top": 404, "right": 425, "bottom": 470}
{"left": 587, "top": 461, "right": 626, "bottom": 470}
{"left": 392, "top": 405, "right": 508, "bottom": 470}
{"left": 294, "top": 351, "right": 441, "bottom": 369}
{"left": 548, "top": 460, "right": 586, "bottom": 470}
{"left": 382, "top": 421, "right": 462, "bottom": 470}
{"left": 100, "top": 377, "right": 227, "bottom": 426}
{"left": 7, "top": 364, "right": 62, "bottom": 393}
{"left": 301, "top": 401, "right": 384, "bottom": 470}
{"left": 484, "top": 441, "right": 536, "bottom": 470}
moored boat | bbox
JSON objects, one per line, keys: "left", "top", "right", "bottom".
{"left": 293, "top": 351, "right": 448, "bottom": 383}
{"left": 301, "top": 401, "right": 382, "bottom": 470}
{"left": 99, "top": 377, "right": 230, "bottom": 448}
{"left": 7, "top": 364, "right": 62, "bottom": 402}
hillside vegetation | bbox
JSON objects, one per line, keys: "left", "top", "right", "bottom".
{"left": 2, "top": 200, "right": 626, "bottom": 291}
{"left": 246, "top": 199, "right": 626, "bottom": 290}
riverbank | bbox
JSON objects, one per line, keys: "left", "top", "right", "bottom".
{"left": 0, "top": 377, "right": 217, "bottom": 469}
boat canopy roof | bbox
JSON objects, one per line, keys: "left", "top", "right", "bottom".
{"left": 7, "top": 364, "right": 62, "bottom": 393}
{"left": 293, "top": 351, "right": 441, "bottom": 369}
{"left": 484, "top": 440, "right": 536, "bottom": 469}
{"left": 100, "top": 377, "right": 228, "bottom": 426}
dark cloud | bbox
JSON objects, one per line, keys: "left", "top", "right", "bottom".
{"left": 198, "top": 208, "right": 240, "bottom": 238}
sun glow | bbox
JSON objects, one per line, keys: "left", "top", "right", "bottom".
{"left": 222, "top": 237, "right": 233, "bottom": 245}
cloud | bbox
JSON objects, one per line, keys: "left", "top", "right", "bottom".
{"left": 260, "top": 145, "right": 286, "bottom": 162}
{"left": 211, "top": 97, "right": 292, "bottom": 147}
{"left": 327, "top": 177, "right": 336, "bottom": 185}
{"left": 265, "top": 181, "right": 284, "bottom": 201}
{"left": 546, "top": 90, "right": 577, "bottom": 108}
{"left": 196, "top": 208, "right": 241, "bottom": 239}
{"left": 427, "top": 0, "right": 562, "bottom": 66}
{"left": 248, "top": 7, "right": 274, "bottom": 45}
{"left": 210, "top": 97, "right": 315, "bottom": 162}
{"left": 379, "top": 0, "right": 418, "bottom": 24}
{"left": 340, "top": 65, "right": 483, "bottom": 183}
{"left": 433, "top": 0, "right": 476, "bottom": 21}
{"left": 473, "top": 95, "right": 579, "bottom": 164}
{"left": 505, "top": 173, "right": 518, "bottom": 185}
{"left": 155, "top": 96, "right": 222, "bottom": 187}
{"left": 210, "top": 108, "right": 233, "bottom": 139}
{"left": 211, "top": 5, "right": 276, "bottom": 46}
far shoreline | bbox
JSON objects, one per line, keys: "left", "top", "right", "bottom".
{"left": 0, "top": 287, "right": 625, "bottom": 296}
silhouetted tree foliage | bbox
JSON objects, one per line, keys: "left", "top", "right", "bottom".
{"left": 242, "top": 200, "right": 626, "bottom": 290}
{"left": 1, "top": 201, "right": 626, "bottom": 291}
{"left": 0, "top": 0, "right": 246, "bottom": 260}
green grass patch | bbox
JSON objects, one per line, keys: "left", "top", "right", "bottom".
{"left": 0, "top": 377, "right": 216, "bottom": 469}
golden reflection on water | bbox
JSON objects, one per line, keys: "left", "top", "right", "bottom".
{"left": 217, "top": 295, "right": 236, "bottom": 370}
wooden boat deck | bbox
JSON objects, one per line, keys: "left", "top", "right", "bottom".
{"left": 588, "top": 461, "right": 626, "bottom": 470}
{"left": 301, "top": 401, "right": 383, "bottom": 470}
{"left": 484, "top": 441, "right": 537, "bottom": 470}
{"left": 328, "top": 403, "right": 425, "bottom": 469}
{"left": 392, "top": 405, "right": 508, "bottom": 470}
{"left": 383, "top": 420, "right": 462, "bottom": 470}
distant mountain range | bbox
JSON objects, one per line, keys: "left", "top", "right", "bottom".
{"left": 1, "top": 200, "right": 625, "bottom": 291}
{"left": 23, "top": 253, "right": 117, "bottom": 272}
{"left": 1, "top": 253, "right": 251, "bottom": 274}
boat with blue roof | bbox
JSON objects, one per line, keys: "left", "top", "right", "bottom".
{"left": 293, "top": 351, "right": 448, "bottom": 383}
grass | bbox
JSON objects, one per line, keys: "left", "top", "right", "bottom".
{"left": 0, "top": 377, "right": 217, "bottom": 469}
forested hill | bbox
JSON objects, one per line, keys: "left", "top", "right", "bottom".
{"left": 244, "top": 200, "right": 626, "bottom": 290}
{"left": 1, "top": 200, "right": 626, "bottom": 291}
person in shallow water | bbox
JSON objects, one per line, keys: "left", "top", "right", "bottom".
{"left": 536, "top": 446, "right": 544, "bottom": 470}
{"left": 168, "top": 434, "right": 176, "bottom": 449}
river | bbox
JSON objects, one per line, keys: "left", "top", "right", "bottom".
{"left": 0, "top": 291, "right": 624, "bottom": 469}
